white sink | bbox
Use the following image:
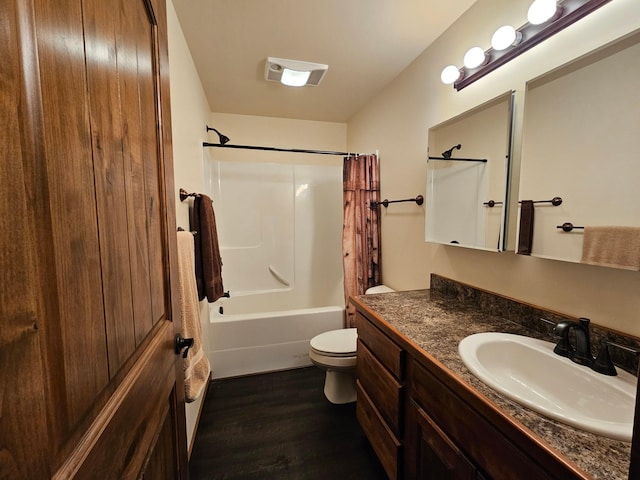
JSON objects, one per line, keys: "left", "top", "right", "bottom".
{"left": 458, "top": 332, "right": 637, "bottom": 441}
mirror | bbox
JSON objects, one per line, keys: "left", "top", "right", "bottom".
{"left": 425, "top": 91, "right": 515, "bottom": 251}
{"left": 518, "top": 31, "right": 640, "bottom": 268}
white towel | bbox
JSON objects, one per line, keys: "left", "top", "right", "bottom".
{"left": 581, "top": 226, "right": 640, "bottom": 271}
{"left": 177, "top": 231, "right": 211, "bottom": 402}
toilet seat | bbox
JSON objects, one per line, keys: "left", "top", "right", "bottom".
{"left": 309, "top": 328, "right": 357, "bottom": 357}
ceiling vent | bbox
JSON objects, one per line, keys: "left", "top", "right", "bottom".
{"left": 265, "top": 57, "right": 328, "bottom": 87}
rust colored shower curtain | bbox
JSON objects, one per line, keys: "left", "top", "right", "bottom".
{"left": 342, "top": 154, "right": 381, "bottom": 327}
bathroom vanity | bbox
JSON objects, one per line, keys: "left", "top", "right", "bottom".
{"left": 353, "top": 276, "right": 637, "bottom": 479}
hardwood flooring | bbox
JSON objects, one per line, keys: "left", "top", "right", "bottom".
{"left": 189, "top": 367, "right": 388, "bottom": 479}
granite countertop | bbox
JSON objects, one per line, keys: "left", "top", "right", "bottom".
{"left": 353, "top": 289, "right": 631, "bottom": 480}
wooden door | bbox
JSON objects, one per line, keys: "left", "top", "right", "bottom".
{"left": 1, "top": 0, "right": 187, "bottom": 478}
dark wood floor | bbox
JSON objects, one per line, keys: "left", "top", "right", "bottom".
{"left": 189, "top": 367, "right": 388, "bottom": 479}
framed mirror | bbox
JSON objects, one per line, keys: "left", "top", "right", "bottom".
{"left": 425, "top": 91, "right": 515, "bottom": 251}
{"left": 518, "top": 30, "right": 640, "bottom": 268}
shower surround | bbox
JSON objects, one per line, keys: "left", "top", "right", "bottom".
{"left": 205, "top": 160, "right": 345, "bottom": 378}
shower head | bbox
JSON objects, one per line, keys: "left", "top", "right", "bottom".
{"left": 206, "top": 126, "right": 230, "bottom": 145}
{"left": 442, "top": 143, "right": 461, "bottom": 159}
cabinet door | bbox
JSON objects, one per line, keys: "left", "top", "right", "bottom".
{"left": 409, "top": 400, "right": 476, "bottom": 480}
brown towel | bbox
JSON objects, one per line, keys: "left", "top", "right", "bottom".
{"left": 581, "top": 226, "right": 640, "bottom": 271}
{"left": 193, "top": 194, "right": 225, "bottom": 302}
{"left": 176, "top": 231, "right": 211, "bottom": 402}
{"left": 517, "top": 200, "right": 534, "bottom": 255}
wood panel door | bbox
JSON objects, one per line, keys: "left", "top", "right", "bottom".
{"left": 1, "top": 0, "right": 188, "bottom": 478}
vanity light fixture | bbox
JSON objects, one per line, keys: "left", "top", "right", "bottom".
{"left": 528, "top": 0, "right": 561, "bottom": 25}
{"left": 440, "top": 0, "right": 612, "bottom": 91}
{"left": 265, "top": 57, "right": 329, "bottom": 87}
{"left": 491, "top": 25, "right": 522, "bottom": 51}
{"left": 463, "top": 47, "right": 488, "bottom": 69}
{"left": 441, "top": 65, "right": 462, "bottom": 84}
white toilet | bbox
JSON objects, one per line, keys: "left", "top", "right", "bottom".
{"left": 309, "top": 328, "right": 358, "bottom": 404}
{"left": 309, "top": 285, "right": 395, "bottom": 404}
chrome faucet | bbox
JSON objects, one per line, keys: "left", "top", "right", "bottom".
{"left": 553, "top": 318, "right": 617, "bottom": 376}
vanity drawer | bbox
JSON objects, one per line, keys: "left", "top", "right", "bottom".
{"left": 357, "top": 339, "right": 403, "bottom": 436}
{"left": 356, "top": 311, "right": 404, "bottom": 379}
{"left": 409, "top": 358, "right": 557, "bottom": 480}
{"left": 356, "top": 380, "right": 402, "bottom": 480}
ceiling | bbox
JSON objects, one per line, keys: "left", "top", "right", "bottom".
{"left": 171, "top": 0, "right": 477, "bottom": 123}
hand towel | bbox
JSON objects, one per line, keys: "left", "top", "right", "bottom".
{"left": 193, "top": 194, "right": 225, "bottom": 302}
{"left": 581, "top": 226, "right": 640, "bottom": 271}
{"left": 177, "top": 231, "right": 211, "bottom": 402}
{"left": 517, "top": 200, "right": 535, "bottom": 255}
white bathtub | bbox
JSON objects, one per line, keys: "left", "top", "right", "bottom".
{"left": 208, "top": 305, "right": 344, "bottom": 379}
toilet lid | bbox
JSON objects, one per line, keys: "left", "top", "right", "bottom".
{"left": 310, "top": 328, "right": 357, "bottom": 355}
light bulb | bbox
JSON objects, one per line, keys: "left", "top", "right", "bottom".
{"left": 463, "top": 47, "right": 487, "bottom": 69}
{"left": 528, "top": 0, "right": 558, "bottom": 25}
{"left": 281, "top": 68, "right": 311, "bottom": 87}
{"left": 440, "top": 65, "right": 461, "bottom": 84}
{"left": 491, "top": 25, "right": 521, "bottom": 51}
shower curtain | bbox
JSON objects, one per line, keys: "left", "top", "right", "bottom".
{"left": 342, "top": 154, "right": 381, "bottom": 327}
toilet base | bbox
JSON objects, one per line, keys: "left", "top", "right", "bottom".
{"left": 323, "top": 369, "right": 356, "bottom": 404}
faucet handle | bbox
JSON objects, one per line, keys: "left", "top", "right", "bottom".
{"left": 552, "top": 321, "right": 575, "bottom": 358}
{"left": 592, "top": 341, "right": 617, "bottom": 376}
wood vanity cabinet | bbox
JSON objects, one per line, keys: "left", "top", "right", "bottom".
{"left": 355, "top": 305, "right": 587, "bottom": 480}
{"left": 406, "top": 357, "right": 559, "bottom": 480}
{"left": 356, "top": 311, "right": 405, "bottom": 480}
{"left": 405, "top": 396, "right": 476, "bottom": 480}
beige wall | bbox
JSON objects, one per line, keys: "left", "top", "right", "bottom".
{"left": 167, "top": 0, "right": 212, "bottom": 454}
{"left": 348, "top": 0, "right": 640, "bottom": 335}
{"left": 209, "top": 112, "right": 347, "bottom": 167}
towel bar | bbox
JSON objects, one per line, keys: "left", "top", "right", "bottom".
{"left": 179, "top": 188, "right": 200, "bottom": 202}
{"left": 519, "top": 197, "right": 563, "bottom": 206}
{"left": 557, "top": 222, "right": 584, "bottom": 232}
{"left": 371, "top": 195, "right": 424, "bottom": 209}
{"left": 177, "top": 227, "right": 197, "bottom": 235}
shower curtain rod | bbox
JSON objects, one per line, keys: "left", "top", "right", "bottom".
{"left": 202, "top": 142, "right": 373, "bottom": 157}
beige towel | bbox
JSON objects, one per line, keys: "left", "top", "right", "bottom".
{"left": 177, "top": 231, "right": 211, "bottom": 402}
{"left": 581, "top": 226, "right": 640, "bottom": 271}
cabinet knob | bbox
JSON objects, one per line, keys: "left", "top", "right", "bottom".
{"left": 175, "top": 335, "right": 194, "bottom": 358}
